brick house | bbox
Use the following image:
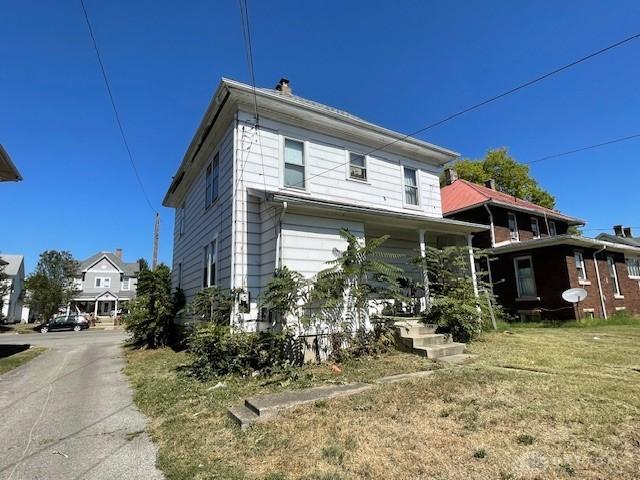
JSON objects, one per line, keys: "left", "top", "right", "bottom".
{"left": 441, "top": 170, "right": 640, "bottom": 321}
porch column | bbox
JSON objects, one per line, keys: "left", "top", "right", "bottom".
{"left": 418, "top": 229, "right": 429, "bottom": 312}
{"left": 115, "top": 299, "right": 119, "bottom": 316}
{"left": 94, "top": 301, "right": 99, "bottom": 317}
{"left": 467, "top": 234, "right": 479, "bottom": 299}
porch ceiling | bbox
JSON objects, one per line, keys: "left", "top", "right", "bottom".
{"left": 267, "top": 191, "right": 488, "bottom": 235}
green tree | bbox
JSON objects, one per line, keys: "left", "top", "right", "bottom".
{"left": 25, "top": 250, "right": 79, "bottom": 321}
{"left": 259, "top": 267, "right": 309, "bottom": 326}
{"left": 312, "top": 229, "right": 405, "bottom": 331}
{"left": 124, "top": 263, "right": 175, "bottom": 348}
{"left": 0, "top": 260, "right": 9, "bottom": 302}
{"left": 189, "top": 286, "right": 234, "bottom": 325}
{"left": 450, "top": 148, "right": 556, "bottom": 209}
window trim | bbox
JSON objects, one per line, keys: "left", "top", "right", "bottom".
{"left": 530, "top": 217, "right": 540, "bottom": 239}
{"left": 508, "top": 212, "right": 519, "bottom": 241}
{"left": 202, "top": 235, "right": 219, "bottom": 289}
{"left": 401, "top": 165, "right": 420, "bottom": 208}
{"left": 204, "top": 152, "right": 220, "bottom": 210}
{"left": 607, "top": 256, "right": 623, "bottom": 298}
{"left": 177, "top": 262, "right": 182, "bottom": 289}
{"left": 574, "top": 250, "right": 589, "bottom": 284}
{"left": 548, "top": 220, "right": 557, "bottom": 237}
{"left": 282, "top": 136, "right": 307, "bottom": 191}
{"left": 121, "top": 277, "right": 130, "bottom": 291}
{"left": 346, "top": 151, "right": 368, "bottom": 183}
{"left": 513, "top": 255, "right": 538, "bottom": 300}
{"left": 94, "top": 277, "right": 111, "bottom": 289}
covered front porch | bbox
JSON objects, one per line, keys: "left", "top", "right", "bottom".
{"left": 71, "top": 291, "right": 130, "bottom": 318}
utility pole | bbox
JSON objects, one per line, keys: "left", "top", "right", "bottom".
{"left": 152, "top": 212, "right": 160, "bottom": 269}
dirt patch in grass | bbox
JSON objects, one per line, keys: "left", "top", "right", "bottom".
{"left": 0, "top": 346, "right": 46, "bottom": 375}
{"left": 125, "top": 326, "right": 640, "bottom": 479}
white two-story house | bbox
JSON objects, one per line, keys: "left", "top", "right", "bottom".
{"left": 71, "top": 249, "right": 139, "bottom": 317}
{"left": 163, "top": 78, "right": 486, "bottom": 331}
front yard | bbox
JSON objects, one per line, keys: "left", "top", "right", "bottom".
{"left": 0, "top": 346, "right": 46, "bottom": 375}
{"left": 125, "top": 324, "right": 640, "bottom": 479}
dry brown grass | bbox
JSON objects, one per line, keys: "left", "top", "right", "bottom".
{"left": 125, "top": 325, "right": 640, "bottom": 480}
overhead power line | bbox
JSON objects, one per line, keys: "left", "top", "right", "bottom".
{"left": 283, "top": 31, "right": 640, "bottom": 189}
{"left": 525, "top": 132, "right": 640, "bottom": 165}
{"left": 79, "top": 0, "right": 156, "bottom": 213}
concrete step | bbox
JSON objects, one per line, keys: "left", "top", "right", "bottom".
{"left": 244, "top": 382, "right": 372, "bottom": 419}
{"left": 398, "top": 333, "right": 450, "bottom": 349}
{"left": 228, "top": 404, "right": 259, "bottom": 430}
{"left": 414, "top": 342, "right": 466, "bottom": 359}
{"left": 395, "top": 323, "right": 437, "bottom": 336}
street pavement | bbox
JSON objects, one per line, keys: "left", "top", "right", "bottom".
{"left": 0, "top": 330, "right": 164, "bottom": 480}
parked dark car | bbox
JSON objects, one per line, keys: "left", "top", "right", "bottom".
{"left": 40, "top": 314, "right": 89, "bottom": 333}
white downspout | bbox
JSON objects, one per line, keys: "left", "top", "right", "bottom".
{"left": 593, "top": 246, "right": 607, "bottom": 319}
{"left": 275, "top": 202, "right": 288, "bottom": 269}
{"left": 484, "top": 204, "right": 495, "bottom": 247}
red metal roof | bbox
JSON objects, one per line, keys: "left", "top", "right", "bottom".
{"left": 441, "top": 179, "right": 583, "bottom": 223}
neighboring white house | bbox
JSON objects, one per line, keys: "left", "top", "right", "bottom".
{"left": 1, "top": 254, "right": 25, "bottom": 324}
{"left": 71, "top": 249, "right": 139, "bottom": 317}
{"left": 163, "top": 78, "right": 486, "bottom": 331}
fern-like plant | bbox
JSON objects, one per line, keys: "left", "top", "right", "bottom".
{"left": 259, "top": 267, "right": 309, "bottom": 327}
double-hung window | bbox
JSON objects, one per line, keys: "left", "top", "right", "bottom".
{"left": 574, "top": 251, "right": 587, "bottom": 282}
{"left": 284, "top": 139, "right": 305, "bottom": 189}
{"left": 548, "top": 220, "right": 557, "bottom": 237}
{"left": 508, "top": 213, "right": 519, "bottom": 241}
{"left": 531, "top": 218, "right": 540, "bottom": 239}
{"left": 514, "top": 256, "right": 537, "bottom": 298}
{"left": 348, "top": 152, "right": 367, "bottom": 181}
{"left": 626, "top": 257, "right": 640, "bottom": 279}
{"left": 403, "top": 167, "right": 419, "bottom": 206}
{"left": 205, "top": 154, "right": 219, "bottom": 208}
{"left": 202, "top": 239, "right": 217, "bottom": 288}
{"left": 607, "top": 256, "right": 622, "bottom": 296}
{"left": 122, "top": 277, "right": 130, "bottom": 291}
{"left": 95, "top": 277, "right": 110, "bottom": 289}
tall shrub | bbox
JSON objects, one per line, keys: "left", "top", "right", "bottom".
{"left": 189, "top": 286, "right": 234, "bottom": 325}
{"left": 259, "top": 267, "right": 309, "bottom": 326}
{"left": 124, "top": 263, "right": 174, "bottom": 348}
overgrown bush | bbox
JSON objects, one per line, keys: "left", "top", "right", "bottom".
{"left": 259, "top": 266, "right": 308, "bottom": 325}
{"left": 188, "top": 324, "right": 304, "bottom": 378}
{"left": 327, "top": 317, "right": 395, "bottom": 363}
{"left": 189, "top": 286, "right": 234, "bottom": 325}
{"left": 124, "top": 263, "right": 175, "bottom": 348}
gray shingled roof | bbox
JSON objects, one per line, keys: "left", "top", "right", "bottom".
{"left": 596, "top": 233, "right": 640, "bottom": 248}
{"left": 80, "top": 252, "right": 139, "bottom": 275}
{"left": 0, "top": 254, "right": 24, "bottom": 276}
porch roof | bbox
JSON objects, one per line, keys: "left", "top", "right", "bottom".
{"left": 72, "top": 291, "right": 135, "bottom": 301}
{"left": 267, "top": 191, "right": 488, "bottom": 235}
{"left": 490, "top": 234, "right": 640, "bottom": 255}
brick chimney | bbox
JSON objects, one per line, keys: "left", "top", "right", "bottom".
{"left": 275, "top": 78, "right": 292, "bottom": 96}
{"left": 613, "top": 225, "right": 624, "bottom": 237}
{"left": 484, "top": 179, "right": 496, "bottom": 190}
{"left": 444, "top": 168, "right": 458, "bottom": 186}
{"left": 623, "top": 227, "right": 633, "bottom": 238}
{"left": 115, "top": 248, "right": 123, "bottom": 260}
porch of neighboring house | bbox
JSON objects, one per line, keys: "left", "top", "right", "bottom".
{"left": 71, "top": 293, "right": 129, "bottom": 322}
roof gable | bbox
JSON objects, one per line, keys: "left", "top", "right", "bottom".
{"left": 0, "top": 254, "right": 24, "bottom": 276}
{"left": 80, "top": 252, "right": 139, "bottom": 275}
{"left": 441, "top": 179, "right": 584, "bottom": 224}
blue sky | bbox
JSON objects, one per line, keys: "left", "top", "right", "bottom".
{"left": 1, "top": 0, "right": 639, "bottom": 273}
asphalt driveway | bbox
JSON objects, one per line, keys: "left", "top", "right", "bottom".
{"left": 0, "top": 330, "right": 163, "bottom": 480}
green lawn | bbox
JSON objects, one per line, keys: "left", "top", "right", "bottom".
{"left": 125, "top": 324, "right": 640, "bottom": 480}
{"left": 0, "top": 346, "right": 46, "bottom": 375}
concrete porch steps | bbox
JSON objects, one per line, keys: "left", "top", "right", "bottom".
{"left": 394, "top": 319, "right": 466, "bottom": 360}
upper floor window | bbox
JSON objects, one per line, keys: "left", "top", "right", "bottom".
{"left": 121, "top": 277, "right": 130, "bottom": 291}
{"left": 205, "top": 153, "right": 219, "bottom": 207}
{"left": 627, "top": 257, "right": 640, "bottom": 279}
{"left": 514, "top": 256, "right": 536, "bottom": 298}
{"left": 548, "top": 220, "right": 557, "bottom": 237}
{"left": 284, "top": 139, "right": 305, "bottom": 189}
{"left": 95, "top": 277, "right": 111, "bottom": 289}
{"left": 574, "top": 251, "right": 587, "bottom": 282}
{"left": 348, "top": 152, "right": 367, "bottom": 181}
{"left": 508, "top": 213, "right": 519, "bottom": 241}
{"left": 607, "top": 256, "right": 621, "bottom": 296}
{"left": 531, "top": 218, "right": 540, "bottom": 239}
{"left": 403, "top": 167, "right": 419, "bottom": 206}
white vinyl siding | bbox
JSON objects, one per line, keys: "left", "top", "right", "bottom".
{"left": 574, "top": 251, "right": 587, "bottom": 282}
{"left": 626, "top": 257, "right": 640, "bottom": 279}
{"left": 348, "top": 152, "right": 367, "bottom": 181}
{"left": 508, "top": 213, "right": 519, "bottom": 241}
{"left": 514, "top": 256, "right": 537, "bottom": 298}
{"left": 531, "top": 218, "right": 540, "bottom": 239}
{"left": 178, "top": 202, "right": 185, "bottom": 236}
{"left": 284, "top": 138, "right": 305, "bottom": 189}
{"left": 403, "top": 167, "right": 419, "bottom": 206}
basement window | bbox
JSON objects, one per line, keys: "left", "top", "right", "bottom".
{"left": 348, "top": 152, "right": 367, "bottom": 181}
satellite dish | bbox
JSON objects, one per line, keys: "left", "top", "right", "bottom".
{"left": 562, "top": 288, "right": 588, "bottom": 304}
